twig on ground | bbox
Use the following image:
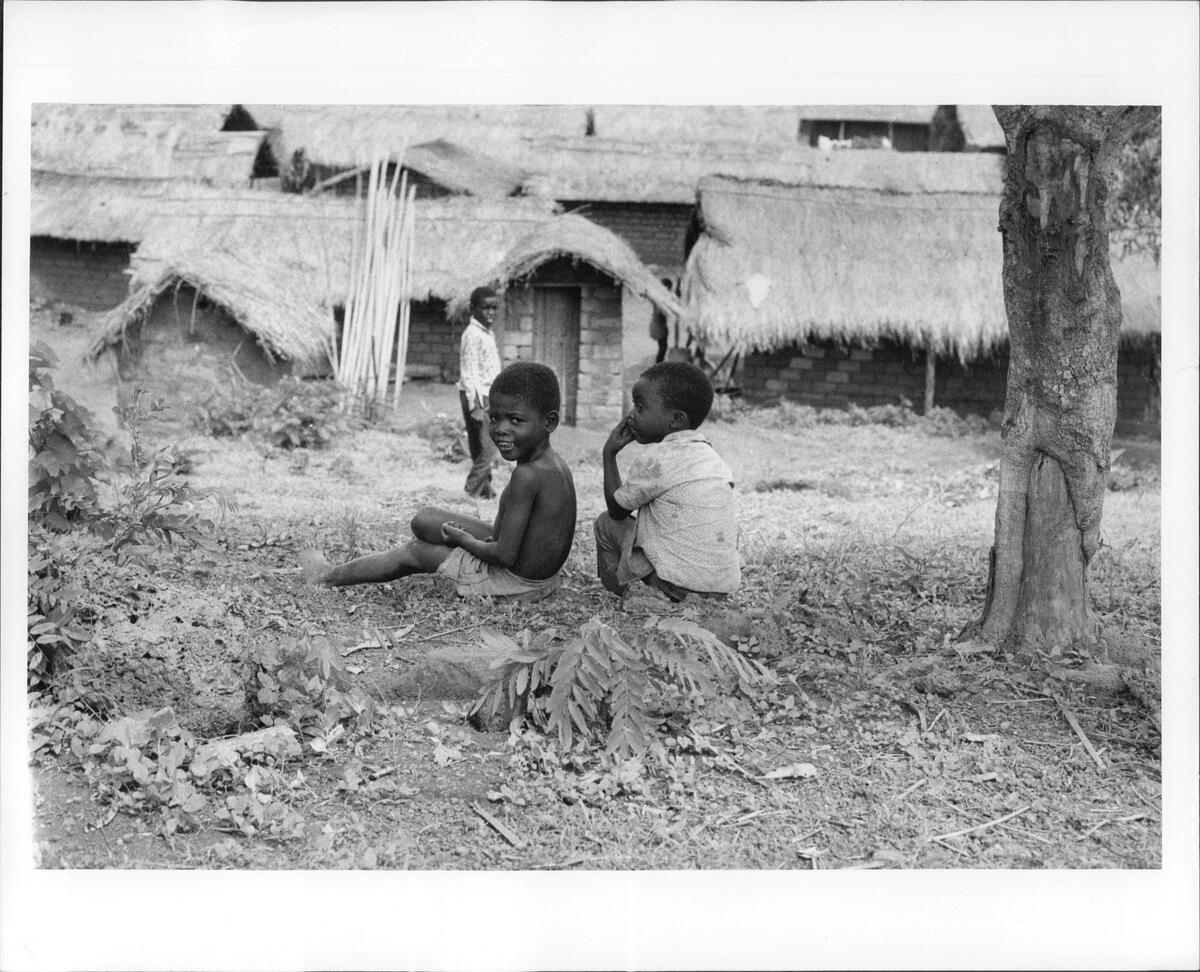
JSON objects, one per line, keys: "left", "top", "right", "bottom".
{"left": 471, "top": 801, "right": 525, "bottom": 849}
{"left": 896, "top": 778, "right": 928, "bottom": 801}
{"left": 1057, "top": 697, "right": 1108, "bottom": 772}
{"left": 1076, "top": 812, "right": 1147, "bottom": 841}
{"left": 729, "top": 808, "right": 789, "bottom": 827}
{"left": 418, "top": 623, "right": 480, "bottom": 643}
{"left": 930, "top": 835, "right": 970, "bottom": 858}
{"left": 929, "top": 805, "right": 1030, "bottom": 842}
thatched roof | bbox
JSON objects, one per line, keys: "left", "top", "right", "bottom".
{"left": 511, "top": 137, "right": 1010, "bottom": 204}
{"left": 253, "top": 105, "right": 587, "bottom": 168}
{"left": 32, "top": 104, "right": 265, "bottom": 185}
{"left": 587, "top": 106, "right": 801, "bottom": 145}
{"left": 953, "top": 105, "right": 1007, "bottom": 151}
{"left": 474, "top": 214, "right": 683, "bottom": 317}
{"left": 797, "top": 105, "right": 937, "bottom": 125}
{"left": 86, "top": 192, "right": 561, "bottom": 367}
{"left": 402, "top": 140, "right": 527, "bottom": 198}
{"left": 31, "top": 172, "right": 234, "bottom": 243}
{"left": 683, "top": 175, "right": 1159, "bottom": 360}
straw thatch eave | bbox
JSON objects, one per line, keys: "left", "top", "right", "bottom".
{"left": 473, "top": 214, "right": 682, "bottom": 317}
{"left": 86, "top": 193, "right": 561, "bottom": 365}
{"left": 511, "top": 139, "right": 1008, "bottom": 204}
{"left": 683, "top": 175, "right": 1160, "bottom": 361}
{"left": 32, "top": 104, "right": 263, "bottom": 185}
{"left": 31, "top": 172, "right": 236, "bottom": 243}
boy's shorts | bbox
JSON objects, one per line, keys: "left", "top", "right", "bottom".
{"left": 436, "top": 548, "right": 561, "bottom": 602}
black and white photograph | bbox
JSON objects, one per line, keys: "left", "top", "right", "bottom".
{"left": 3, "top": 3, "right": 1197, "bottom": 970}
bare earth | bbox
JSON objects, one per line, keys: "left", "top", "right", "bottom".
{"left": 27, "top": 308, "right": 1162, "bottom": 870}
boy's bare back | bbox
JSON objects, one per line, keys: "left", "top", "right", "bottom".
{"left": 495, "top": 445, "right": 575, "bottom": 580}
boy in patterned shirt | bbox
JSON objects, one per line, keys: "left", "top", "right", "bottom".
{"left": 595, "top": 361, "right": 741, "bottom": 601}
{"left": 458, "top": 287, "right": 503, "bottom": 498}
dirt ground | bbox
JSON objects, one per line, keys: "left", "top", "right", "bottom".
{"left": 24, "top": 307, "right": 1165, "bottom": 874}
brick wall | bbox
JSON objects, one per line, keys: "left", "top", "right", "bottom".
{"left": 741, "top": 337, "right": 1161, "bottom": 431}
{"left": 561, "top": 202, "right": 693, "bottom": 274}
{"left": 575, "top": 285, "right": 626, "bottom": 427}
{"left": 30, "top": 237, "right": 134, "bottom": 310}
{"left": 404, "top": 299, "right": 458, "bottom": 379}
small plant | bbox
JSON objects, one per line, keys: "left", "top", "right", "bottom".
{"left": 475, "top": 617, "right": 776, "bottom": 761}
{"left": 92, "top": 389, "right": 233, "bottom": 565}
{"left": 28, "top": 342, "right": 109, "bottom": 530}
{"left": 247, "top": 636, "right": 378, "bottom": 749}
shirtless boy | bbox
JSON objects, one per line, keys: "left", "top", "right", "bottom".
{"left": 300, "top": 362, "right": 576, "bottom": 602}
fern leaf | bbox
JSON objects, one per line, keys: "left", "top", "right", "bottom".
{"left": 606, "top": 652, "right": 652, "bottom": 759}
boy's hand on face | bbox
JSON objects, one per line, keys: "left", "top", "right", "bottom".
{"left": 604, "top": 416, "right": 636, "bottom": 455}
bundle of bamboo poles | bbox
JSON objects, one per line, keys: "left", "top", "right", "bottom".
{"left": 334, "top": 153, "right": 418, "bottom": 409}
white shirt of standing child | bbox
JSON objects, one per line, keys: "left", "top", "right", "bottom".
{"left": 613, "top": 429, "right": 741, "bottom": 594}
{"left": 458, "top": 317, "right": 502, "bottom": 410}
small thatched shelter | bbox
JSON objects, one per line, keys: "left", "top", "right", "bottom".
{"left": 86, "top": 192, "right": 562, "bottom": 379}
{"left": 470, "top": 215, "right": 681, "bottom": 426}
{"left": 683, "top": 169, "right": 1161, "bottom": 427}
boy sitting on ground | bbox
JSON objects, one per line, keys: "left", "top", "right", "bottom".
{"left": 595, "top": 361, "right": 741, "bottom": 602}
{"left": 301, "top": 362, "right": 576, "bottom": 603}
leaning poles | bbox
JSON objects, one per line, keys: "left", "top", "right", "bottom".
{"left": 335, "top": 151, "right": 416, "bottom": 410}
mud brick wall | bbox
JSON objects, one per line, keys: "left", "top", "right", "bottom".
{"left": 741, "top": 340, "right": 935, "bottom": 410}
{"left": 741, "top": 337, "right": 1161, "bottom": 431}
{"left": 562, "top": 202, "right": 693, "bottom": 274}
{"left": 404, "top": 299, "right": 457, "bottom": 379}
{"left": 574, "top": 285, "right": 626, "bottom": 427}
{"left": 501, "top": 283, "right": 625, "bottom": 428}
{"left": 30, "top": 237, "right": 134, "bottom": 311}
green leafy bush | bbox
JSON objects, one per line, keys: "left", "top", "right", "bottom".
{"left": 28, "top": 342, "right": 108, "bottom": 530}
{"left": 193, "top": 376, "right": 352, "bottom": 449}
{"left": 247, "top": 637, "right": 378, "bottom": 749}
{"left": 28, "top": 352, "right": 231, "bottom": 687}
{"left": 475, "top": 617, "right": 776, "bottom": 760}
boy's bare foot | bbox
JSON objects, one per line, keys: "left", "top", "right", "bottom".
{"left": 299, "top": 549, "right": 334, "bottom": 586}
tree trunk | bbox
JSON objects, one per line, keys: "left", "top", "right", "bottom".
{"left": 975, "top": 105, "right": 1154, "bottom": 654}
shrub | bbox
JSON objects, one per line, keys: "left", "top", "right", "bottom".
{"left": 193, "top": 376, "right": 353, "bottom": 450}
{"left": 475, "top": 617, "right": 776, "bottom": 760}
{"left": 28, "top": 343, "right": 109, "bottom": 530}
{"left": 246, "top": 637, "right": 378, "bottom": 750}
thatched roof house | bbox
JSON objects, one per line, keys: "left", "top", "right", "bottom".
{"left": 86, "top": 193, "right": 679, "bottom": 373}
{"left": 683, "top": 166, "right": 1159, "bottom": 362}
{"left": 32, "top": 104, "right": 266, "bottom": 185}
{"left": 86, "top": 192, "right": 561, "bottom": 369}
{"left": 477, "top": 214, "right": 682, "bottom": 317}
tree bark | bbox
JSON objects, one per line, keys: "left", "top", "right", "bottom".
{"left": 975, "top": 105, "right": 1154, "bottom": 654}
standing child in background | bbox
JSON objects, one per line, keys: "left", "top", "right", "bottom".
{"left": 301, "top": 363, "right": 576, "bottom": 602}
{"left": 649, "top": 277, "right": 674, "bottom": 364}
{"left": 595, "top": 361, "right": 740, "bottom": 601}
{"left": 459, "top": 286, "right": 502, "bottom": 499}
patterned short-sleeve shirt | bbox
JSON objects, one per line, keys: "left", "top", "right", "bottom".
{"left": 613, "top": 429, "right": 741, "bottom": 594}
{"left": 458, "top": 318, "right": 501, "bottom": 408}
